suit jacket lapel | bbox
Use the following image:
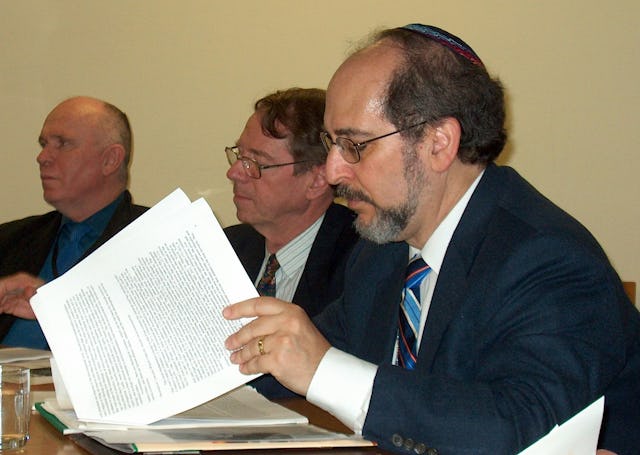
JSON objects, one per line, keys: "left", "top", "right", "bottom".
{"left": 232, "top": 228, "right": 265, "bottom": 282}
{"left": 357, "top": 242, "right": 409, "bottom": 363}
{"left": 293, "top": 204, "right": 342, "bottom": 303}
{"left": 417, "top": 165, "right": 502, "bottom": 369}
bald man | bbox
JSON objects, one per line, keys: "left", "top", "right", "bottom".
{"left": 0, "top": 96, "right": 148, "bottom": 348}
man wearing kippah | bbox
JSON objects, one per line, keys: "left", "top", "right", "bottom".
{"left": 224, "top": 24, "right": 640, "bottom": 454}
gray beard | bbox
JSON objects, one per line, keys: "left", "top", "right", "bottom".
{"left": 336, "top": 147, "right": 425, "bottom": 244}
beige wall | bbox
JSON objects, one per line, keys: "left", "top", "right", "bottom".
{"left": 1, "top": 1, "right": 638, "bottom": 302}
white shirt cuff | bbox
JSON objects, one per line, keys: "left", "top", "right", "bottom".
{"left": 306, "top": 347, "right": 377, "bottom": 434}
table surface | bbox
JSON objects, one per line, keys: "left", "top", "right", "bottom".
{"left": 23, "top": 388, "right": 391, "bottom": 455}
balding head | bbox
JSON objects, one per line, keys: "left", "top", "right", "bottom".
{"left": 45, "top": 97, "right": 132, "bottom": 179}
{"left": 37, "top": 96, "right": 133, "bottom": 221}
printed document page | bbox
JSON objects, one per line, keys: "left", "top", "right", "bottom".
{"left": 31, "top": 189, "right": 260, "bottom": 425}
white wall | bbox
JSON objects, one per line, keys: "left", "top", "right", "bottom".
{"left": 1, "top": 1, "right": 638, "bottom": 301}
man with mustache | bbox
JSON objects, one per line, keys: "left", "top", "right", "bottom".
{"left": 224, "top": 25, "right": 640, "bottom": 454}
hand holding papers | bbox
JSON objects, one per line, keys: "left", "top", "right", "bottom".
{"left": 31, "top": 189, "right": 260, "bottom": 425}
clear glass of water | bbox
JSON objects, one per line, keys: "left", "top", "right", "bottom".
{"left": 0, "top": 365, "right": 30, "bottom": 451}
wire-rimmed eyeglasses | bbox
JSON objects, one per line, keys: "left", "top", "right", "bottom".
{"left": 319, "top": 119, "right": 430, "bottom": 164}
{"left": 225, "top": 146, "right": 313, "bottom": 179}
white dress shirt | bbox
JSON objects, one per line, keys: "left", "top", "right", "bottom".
{"left": 306, "top": 172, "right": 484, "bottom": 434}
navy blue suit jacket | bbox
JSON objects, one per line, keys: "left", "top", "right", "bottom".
{"left": 0, "top": 191, "right": 148, "bottom": 339}
{"left": 314, "top": 165, "right": 640, "bottom": 455}
{"left": 224, "top": 202, "right": 358, "bottom": 318}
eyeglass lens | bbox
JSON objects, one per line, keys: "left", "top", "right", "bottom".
{"left": 320, "top": 133, "right": 360, "bottom": 163}
{"left": 225, "top": 147, "right": 261, "bottom": 178}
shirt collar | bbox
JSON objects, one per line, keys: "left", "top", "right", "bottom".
{"left": 264, "top": 213, "right": 325, "bottom": 276}
{"left": 60, "top": 192, "right": 124, "bottom": 236}
{"left": 417, "top": 170, "right": 484, "bottom": 274}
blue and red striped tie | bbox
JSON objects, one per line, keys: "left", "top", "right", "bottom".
{"left": 397, "top": 255, "right": 431, "bottom": 370}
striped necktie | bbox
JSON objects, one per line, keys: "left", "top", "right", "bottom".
{"left": 397, "top": 255, "right": 431, "bottom": 370}
{"left": 256, "top": 254, "right": 280, "bottom": 297}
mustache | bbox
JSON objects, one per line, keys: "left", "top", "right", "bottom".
{"left": 335, "top": 185, "right": 375, "bottom": 205}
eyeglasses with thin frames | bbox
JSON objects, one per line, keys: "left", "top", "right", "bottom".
{"left": 225, "top": 146, "right": 315, "bottom": 179}
{"left": 319, "top": 119, "right": 430, "bottom": 164}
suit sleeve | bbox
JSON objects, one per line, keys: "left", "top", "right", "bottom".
{"left": 362, "top": 233, "right": 628, "bottom": 454}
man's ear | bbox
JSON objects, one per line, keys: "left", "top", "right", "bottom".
{"left": 306, "top": 164, "right": 330, "bottom": 200}
{"left": 427, "top": 117, "right": 461, "bottom": 173}
{"left": 102, "top": 144, "right": 126, "bottom": 176}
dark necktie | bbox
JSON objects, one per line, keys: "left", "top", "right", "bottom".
{"left": 256, "top": 254, "right": 280, "bottom": 297}
{"left": 52, "top": 222, "right": 91, "bottom": 277}
{"left": 397, "top": 255, "right": 431, "bottom": 370}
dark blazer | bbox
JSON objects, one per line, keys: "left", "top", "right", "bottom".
{"left": 224, "top": 202, "right": 358, "bottom": 317}
{"left": 0, "top": 190, "right": 148, "bottom": 339}
{"left": 315, "top": 165, "right": 640, "bottom": 455}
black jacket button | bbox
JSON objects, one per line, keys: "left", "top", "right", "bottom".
{"left": 414, "top": 442, "right": 427, "bottom": 454}
{"left": 403, "top": 438, "right": 415, "bottom": 450}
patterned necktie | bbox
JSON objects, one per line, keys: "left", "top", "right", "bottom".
{"left": 53, "top": 222, "right": 91, "bottom": 277}
{"left": 397, "top": 255, "right": 431, "bottom": 370}
{"left": 256, "top": 254, "right": 280, "bottom": 297}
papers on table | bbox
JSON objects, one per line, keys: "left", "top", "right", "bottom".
{"left": 0, "top": 347, "right": 53, "bottom": 384}
{"left": 86, "top": 424, "right": 374, "bottom": 453}
{"left": 36, "top": 386, "right": 308, "bottom": 435}
{"left": 0, "top": 347, "right": 51, "bottom": 363}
